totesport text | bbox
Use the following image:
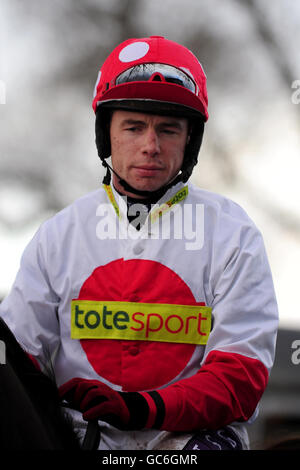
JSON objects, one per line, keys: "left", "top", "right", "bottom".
{"left": 71, "top": 300, "right": 212, "bottom": 345}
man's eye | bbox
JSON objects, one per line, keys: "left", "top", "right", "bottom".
{"left": 126, "top": 127, "right": 140, "bottom": 132}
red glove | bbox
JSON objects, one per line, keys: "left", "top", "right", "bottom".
{"left": 59, "top": 378, "right": 160, "bottom": 430}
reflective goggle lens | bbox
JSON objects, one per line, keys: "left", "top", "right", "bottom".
{"left": 115, "top": 64, "right": 196, "bottom": 93}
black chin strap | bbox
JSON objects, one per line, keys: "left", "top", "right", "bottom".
{"left": 101, "top": 159, "right": 185, "bottom": 200}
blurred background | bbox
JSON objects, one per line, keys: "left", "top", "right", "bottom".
{"left": 1, "top": 0, "right": 300, "bottom": 449}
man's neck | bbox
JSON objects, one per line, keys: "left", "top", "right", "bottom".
{"left": 114, "top": 185, "right": 167, "bottom": 206}
{"left": 114, "top": 185, "right": 168, "bottom": 231}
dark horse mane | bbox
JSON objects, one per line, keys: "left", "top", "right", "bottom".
{"left": 0, "top": 317, "right": 99, "bottom": 450}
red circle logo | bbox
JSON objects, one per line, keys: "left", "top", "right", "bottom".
{"left": 78, "top": 259, "right": 200, "bottom": 391}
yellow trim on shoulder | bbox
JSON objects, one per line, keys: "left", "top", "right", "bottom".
{"left": 103, "top": 184, "right": 188, "bottom": 222}
{"left": 103, "top": 184, "right": 120, "bottom": 218}
{"left": 150, "top": 186, "right": 188, "bottom": 223}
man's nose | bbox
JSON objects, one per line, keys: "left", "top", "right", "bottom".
{"left": 141, "top": 129, "right": 160, "bottom": 157}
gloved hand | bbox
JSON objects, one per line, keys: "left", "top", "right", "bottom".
{"left": 59, "top": 378, "right": 164, "bottom": 430}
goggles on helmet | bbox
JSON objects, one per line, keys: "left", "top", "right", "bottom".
{"left": 115, "top": 63, "right": 197, "bottom": 94}
{"left": 92, "top": 36, "right": 208, "bottom": 121}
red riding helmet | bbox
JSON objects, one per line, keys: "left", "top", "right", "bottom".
{"left": 93, "top": 36, "right": 209, "bottom": 197}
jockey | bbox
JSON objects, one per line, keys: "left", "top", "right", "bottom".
{"left": 0, "top": 36, "right": 278, "bottom": 450}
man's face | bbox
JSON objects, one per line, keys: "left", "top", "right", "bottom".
{"left": 109, "top": 110, "right": 189, "bottom": 198}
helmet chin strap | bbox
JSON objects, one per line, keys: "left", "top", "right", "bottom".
{"left": 102, "top": 159, "right": 184, "bottom": 200}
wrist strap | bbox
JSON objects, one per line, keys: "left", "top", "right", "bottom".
{"left": 121, "top": 390, "right": 166, "bottom": 430}
{"left": 120, "top": 392, "right": 149, "bottom": 429}
{"left": 147, "top": 391, "right": 166, "bottom": 428}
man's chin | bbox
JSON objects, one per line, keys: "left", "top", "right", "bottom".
{"left": 112, "top": 174, "right": 171, "bottom": 198}
{"left": 125, "top": 175, "right": 166, "bottom": 191}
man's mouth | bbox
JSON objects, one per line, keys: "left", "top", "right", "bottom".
{"left": 133, "top": 166, "right": 164, "bottom": 177}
